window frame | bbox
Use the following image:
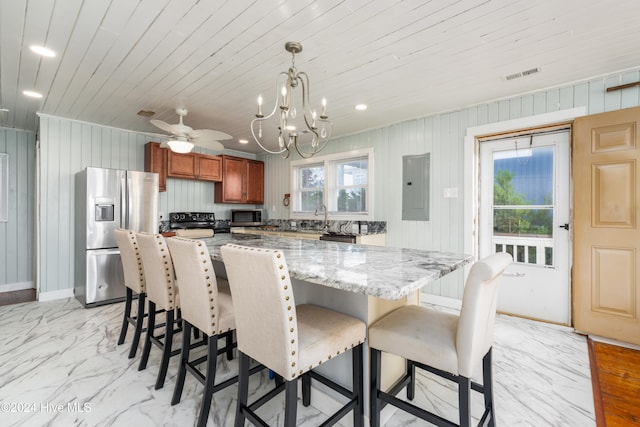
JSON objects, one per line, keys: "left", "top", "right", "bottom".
{"left": 290, "top": 148, "right": 374, "bottom": 221}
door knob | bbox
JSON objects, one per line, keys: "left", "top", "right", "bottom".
{"left": 558, "top": 223, "right": 569, "bottom": 230}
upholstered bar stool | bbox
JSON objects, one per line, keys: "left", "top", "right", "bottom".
{"left": 368, "top": 252, "right": 512, "bottom": 427}
{"left": 136, "top": 232, "right": 184, "bottom": 389}
{"left": 114, "top": 229, "right": 147, "bottom": 359}
{"left": 221, "top": 243, "right": 367, "bottom": 427}
{"left": 166, "top": 237, "right": 247, "bottom": 427}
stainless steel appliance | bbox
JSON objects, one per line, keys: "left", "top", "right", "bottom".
{"left": 230, "top": 209, "right": 263, "bottom": 227}
{"left": 170, "top": 212, "right": 216, "bottom": 231}
{"left": 75, "top": 167, "right": 159, "bottom": 307}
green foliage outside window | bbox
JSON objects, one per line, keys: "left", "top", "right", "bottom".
{"left": 493, "top": 170, "right": 553, "bottom": 236}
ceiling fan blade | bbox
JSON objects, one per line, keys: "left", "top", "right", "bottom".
{"left": 188, "top": 129, "right": 232, "bottom": 141}
{"left": 194, "top": 139, "right": 225, "bottom": 151}
{"left": 150, "top": 119, "right": 178, "bottom": 135}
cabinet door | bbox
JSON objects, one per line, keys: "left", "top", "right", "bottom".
{"left": 167, "top": 151, "right": 198, "bottom": 178}
{"left": 144, "top": 142, "right": 167, "bottom": 192}
{"left": 221, "top": 156, "right": 245, "bottom": 203}
{"left": 198, "top": 155, "right": 222, "bottom": 181}
{"left": 245, "top": 160, "right": 264, "bottom": 204}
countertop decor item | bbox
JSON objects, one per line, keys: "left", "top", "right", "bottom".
{"left": 251, "top": 42, "right": 332, "bottom": 159}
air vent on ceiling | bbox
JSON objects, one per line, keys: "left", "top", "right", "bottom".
{"left": 505, "top": 67, "right": 541, "bottom": 81}
{"left": 137, "top": 109, "right": 155, "bottom": 117}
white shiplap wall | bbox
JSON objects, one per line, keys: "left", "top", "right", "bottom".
{"left": 38, "top": 115, "right": 256, "bottom": 295}
{"left": 0, "top": 127, "right": 36, "bottom": 289}
{"left": 260, "top": 68, "right": 640, "bottom": 299}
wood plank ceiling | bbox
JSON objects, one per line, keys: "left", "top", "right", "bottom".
{"left": 1, "top": 0, "right": 639, "bottom": 154}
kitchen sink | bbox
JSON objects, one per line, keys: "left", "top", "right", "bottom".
{"left": 319, "top": 233, "right": 356, "bottom": 243}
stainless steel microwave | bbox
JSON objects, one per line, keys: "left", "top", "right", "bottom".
{"left": 230, "top": 209, "right": 263, "bottom": 226}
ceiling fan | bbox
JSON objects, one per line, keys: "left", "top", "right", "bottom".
{"left": 150, "top": 107, "right": 231, "bottom": 153}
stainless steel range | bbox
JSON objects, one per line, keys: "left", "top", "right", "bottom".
{"left": 169, "top": 212, "right": 230, "bottom": 234}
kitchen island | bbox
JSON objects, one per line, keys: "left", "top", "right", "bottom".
{"left": 202, "top": 233, "right": 472, "bottom": 300}
{"left": 199, "top": 232, "right": 472, "bottom": 423}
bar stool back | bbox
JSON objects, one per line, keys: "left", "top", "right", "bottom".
{"left": 368, "top": 252, "right": 513, "bottom": 427}
{"left": 136, "top": 232, "right": 181, "bottom": 389}
{"left": 166, "top": 237, "right": 239, "bottom": 427}
{"left": 114, "top": 228, "right": 146, "bottom": 359}
{"left": 221, "top": 243, "right": 366, "bottom": 427}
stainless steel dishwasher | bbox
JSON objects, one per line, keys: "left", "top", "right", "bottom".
{"left": 318, "top": 234, "right": 357, "bottom": 243}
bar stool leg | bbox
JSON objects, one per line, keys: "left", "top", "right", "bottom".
{"left": 118, "top": 287, "right": 133, "bottom": 345}
{"left": 459, "top": 376, "right": 471, "bottom": 427}
{"left": 155, "top": 308, "right": 175, "bottom": 389}
{"left": 171, "top": 321, "right": 191, "bottom": 405}
{"left": 128, "top": 292, "right": 146, "bottom": 359}
{"left": 302, "top": 373, "right": 311, "bottom": 406}
{"left": 225, "top": 332, "right": 233, "bottom": 360}
{"left": 284, "top": 379, "right": 298, "bottom": 427}
{"left": 483, "top": 348, "right": 496, "bottom": 427}
{"left": 407, "top": 359, "right": 416, "bottom": 400}
{"left": 370, "top": 348, "right": 382, "bottom": 427}
{"left": 197, "top": 334, "right": 218, "bottom": 427}
{"left": 352, "top": 344, "right": 364, "bottom": 427}
{"left": 139, "top": 301, "right": 156, "bottom": 371}
{"left": 235, "top": 352, "right": 250, "bottom": 427}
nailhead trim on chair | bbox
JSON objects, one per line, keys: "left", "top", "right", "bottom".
{"left": 126, "top": 230, "right": 146, "bottom": 292}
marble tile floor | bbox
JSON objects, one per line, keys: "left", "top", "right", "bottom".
{"left": 0, "top": 297, "right": 594, "bottom": 426}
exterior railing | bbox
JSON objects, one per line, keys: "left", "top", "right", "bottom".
{"left": 494, "top": 234, "right": 553, "bottom": 266}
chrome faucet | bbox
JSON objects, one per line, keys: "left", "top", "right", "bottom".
{"left": 315, "top": 204, "right": 329, "bottom": 231}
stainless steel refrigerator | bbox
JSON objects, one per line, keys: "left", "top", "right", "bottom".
{"left": 74, "top": 167, "right": 159, "bottom": 307}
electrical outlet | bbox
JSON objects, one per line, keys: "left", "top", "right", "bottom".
{"left": 351, "top": 224, "right": 359, "bottom": 234}
{"left": 291, "top": 221, "right": 297, "bottom": 228}
{"left": 361, "top": 224, "right": 368, "bottom": 234}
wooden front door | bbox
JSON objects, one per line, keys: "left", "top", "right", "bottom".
{"left": 574, "top": 106, "right": 640, "bottom": 346}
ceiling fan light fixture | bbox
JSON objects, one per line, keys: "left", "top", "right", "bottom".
{"left": 167, "top": 139, "right": 194, "bottom": 153}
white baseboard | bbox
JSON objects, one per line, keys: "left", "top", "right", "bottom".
{"left": 0, "top": 281, "right": 35, "bottom": 292}
{"left": 38, "top": 288, "right": 74, "bottom": 302}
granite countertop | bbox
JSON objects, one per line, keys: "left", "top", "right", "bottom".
{"left": 200, "top": 233, "right": 473, "bottom": 300}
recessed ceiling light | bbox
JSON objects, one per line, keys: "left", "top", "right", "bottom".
{"left": 30, "top": 45, "right": 56, "bottom": 57}
{"left": 238, "top": 139, "right": 249, "bottom": 144}
{"left": 23, "top": 90, "right": 43, "bottom": 98}
{"left": 355, "top": 104, "right": 367, "bottom": 111}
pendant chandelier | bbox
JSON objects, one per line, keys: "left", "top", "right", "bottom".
{"left": 251, "top": 42, "right": 332, "bottom": 159}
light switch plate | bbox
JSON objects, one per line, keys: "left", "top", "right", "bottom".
{"left": 443, "top": 187, "right": 458, "bottom": 198}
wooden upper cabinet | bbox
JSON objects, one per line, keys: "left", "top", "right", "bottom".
{"left": 167, "top": 150, "right": 222, "bottom": 182}
{"left": 215, "top": 156, "right": 264, "bottom": 204}
{"left": 144, "top": 142, "right": 167, "bottom": 192}
{"left": 245, "top": 160, "right": 264, "bottom": 204}
{"left": 197, "top": 154, "right": 222, "bottom": 181}
{"left": 167, "top": 151, "right": 198, "bottom": 178}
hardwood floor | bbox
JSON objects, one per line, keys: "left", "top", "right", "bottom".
{"left": 0, "top": 289, "right": 36, "bottom": 307}
{"left": 589, "top": 339, "right": 640, "bottom": 426}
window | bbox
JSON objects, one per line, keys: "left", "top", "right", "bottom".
{"left": 291, "top": 149, "right": 373, "bottom": 220}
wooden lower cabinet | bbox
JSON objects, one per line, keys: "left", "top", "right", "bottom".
{"left": 144, "top": 142, "right": 167, "bottom": 192}
{"left": 214, "top": 156, "right": 264, "bottom": 204}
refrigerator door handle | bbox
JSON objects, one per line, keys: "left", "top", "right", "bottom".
{"left": 121, "top": 174, "right": 128, "bottom": 229}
